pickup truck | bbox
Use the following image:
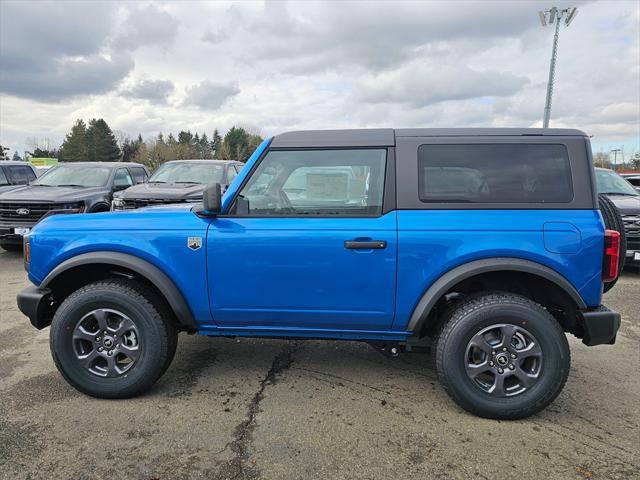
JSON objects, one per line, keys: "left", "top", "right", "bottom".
{"left": 17, "top": 128, "right": 621, "bottom": 419}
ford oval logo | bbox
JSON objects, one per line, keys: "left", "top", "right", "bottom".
{"left": 16, "top": 208, "right": 30, "bottom": 215}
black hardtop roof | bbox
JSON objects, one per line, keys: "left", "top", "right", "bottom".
{"left": 271, "top": 128, "right": 588, "bottom": 148}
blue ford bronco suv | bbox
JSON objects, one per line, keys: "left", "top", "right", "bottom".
{"left": 17, "top": 128, "right": 621, "bottom": 419}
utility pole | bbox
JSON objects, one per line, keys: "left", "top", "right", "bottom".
{"left": 538, "top": 7, "right": 578, "bottom": 128}
{"left": 611, "top": 148, "right": 622, "bottom": 171}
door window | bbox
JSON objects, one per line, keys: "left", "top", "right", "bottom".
{"left": 113, "top": 168, "right": 134, "bottom": 188}
{"left": 0, "top": 167, "right": 8, "bottom": 186}
{"left": 235, "top": 149, "right": 386, "bottom": 216}
{"left": 6, "top": 165, "right": 36, "bottom": 184}
{"left": 130, "top": 167, "right": 148, "bottom": 184}
{"left": 227, "top": 165, "right": 238, "bottom": 183}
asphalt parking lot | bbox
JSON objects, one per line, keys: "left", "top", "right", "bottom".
{"left": 1, "top": 250, "right": 639, "bottom": 480}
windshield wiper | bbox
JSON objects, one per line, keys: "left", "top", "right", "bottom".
{"left": 175, "top": 181, "right": 201, "bottom": 184}
{"left": 56, "top": 184, "right": 85, "bottom": 187}
{"left": 148, "top": 180, "right": 168, "bottom": 184}
{"left": 601, "top": 192, "right": 638, "bottom": 196}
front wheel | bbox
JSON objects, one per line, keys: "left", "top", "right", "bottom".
{"left": 50, "top": 280, "right": 177, "bottom": 398}
{"left": 435, "top": 292, "right": 570, "bottom": 419}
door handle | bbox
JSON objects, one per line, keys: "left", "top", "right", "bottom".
{"left": 344, "top": 240, "right": 387, "bottom": 249}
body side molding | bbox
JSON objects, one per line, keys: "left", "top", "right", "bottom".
{"left": 41, "top": 251, "right": 196, "bottom": 329}
{"left": 407, "top": 257, "right": 587, "bottom": 333}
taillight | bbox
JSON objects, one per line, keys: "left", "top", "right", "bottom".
{"left": 602, "top": 229, "right": 620, "bottom": 282}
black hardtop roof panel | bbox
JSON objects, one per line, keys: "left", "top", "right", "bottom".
{"left": 395, "top": 127, "right": 588, "bottom": 137}
{"left": 271, "top": 129, "right": 395, "bottom": 148}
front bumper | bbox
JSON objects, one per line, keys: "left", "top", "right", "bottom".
{"left": 0, "top": 221, "right": 36, "bottom": 245}
{"left": 579, "top": 305, "right": 621, "bottom": 346}
{"left": 17, "top": 285, "right": 53, "bottom": 329}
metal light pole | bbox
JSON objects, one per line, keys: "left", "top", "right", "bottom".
{"left": 539, "top": 7, "right": 578, "bottom": 128}
{"left": 611, "top": 148, "right": 622, "bottom": 171}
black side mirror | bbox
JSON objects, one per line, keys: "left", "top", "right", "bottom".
{"left": 203, "top": 183, "right": 222, "bottom": 214}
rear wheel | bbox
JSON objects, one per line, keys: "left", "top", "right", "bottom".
{"left": 50, "top": 279, "right": 177, "bottom": 398}
{"left": 435, "top": 292, "right": 570, "bottom": 419}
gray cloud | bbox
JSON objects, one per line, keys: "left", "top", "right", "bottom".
{"left": 121, "top": 79, "right": 175, "bottom": 104}
{"left": 183, "top": 81, "right": 240, "bottom": 110}
{"left": 357, "top": 62, "right": 529, "bottom": 107}
{"left": 113, "top": 5, "right": 179, "bottom": 51}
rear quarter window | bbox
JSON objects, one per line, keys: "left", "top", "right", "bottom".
{"left": 418, "top": 144, "right": 573, "bottom": 204}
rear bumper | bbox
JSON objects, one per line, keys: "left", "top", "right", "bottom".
{"left": 579, "top": 305, "right": 620, "bottom": 346}
{"left": 17, "top": 285, "right": 53, "bottom": 329}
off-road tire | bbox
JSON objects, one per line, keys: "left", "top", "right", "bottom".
{"left": 50, "top": 279, "right": 178, "bottom": 399}
{"left": 598, "top": 193, "right": 626, "bottom": 292}
{"left": 435, "top": 292, "right": 570, "bottom": 419}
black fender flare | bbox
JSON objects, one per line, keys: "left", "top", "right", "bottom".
{"left": 87, "top": 201, "right": 111, "bottom": 213}
{"left": 407, "top": 257, "right": 587, "bottom": 333}
{"left": 41, "top": 251, "right": 197, "bottom": 329}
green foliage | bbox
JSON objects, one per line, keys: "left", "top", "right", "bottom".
{"left": 59, "top": 119, "right": 88, "bottom": 161}
{"left": 132, "top": 126, "right": 263, "bottom": 169}
{"left": 86, "top": 118, "right": 121, "bottom": 162}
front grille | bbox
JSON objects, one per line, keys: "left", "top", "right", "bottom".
{"left": 622, "top": 214, "right": 640, "bottom": 251}
{"left": 122, "top": 198, "right": 186, "bottom": 210}
{"left": 0, "top": 201, "right": 83, "bottom": 222}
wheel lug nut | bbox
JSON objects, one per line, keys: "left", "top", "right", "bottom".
{"left": 492, "top": 351, "right": 496, "bottom": 356}
{"left": 489, "top": 361, "right": 494, "bottom": 366}
{"left": 502, "top": 347, "right": 507, "bottom": 352}
{"left": 95, "top": 337, "right": 101, "bottom": 342}
{"left": 108, "top": 350, "right": 113, "bottom": 356}
{"left": 510, "top": 353, "right": 517, "bottom": 359}
{"left": 509, "top": 364, "right": 515, "bottom": 370}
{"left": 98, "top": 347, "right": 103, "bottom": 352}
{"left": 498, "top": 368, "right": 504, "bottom": 374}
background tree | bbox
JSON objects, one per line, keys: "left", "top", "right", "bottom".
{"left": 211, "top": 129, "right": 222, "bottom": 159}
{"left": 221, "top": 126, "right": 263, "bottom": 162}
{"left": 0, "top": 145, "right": 10, "bottom": 160}
{"left": 86, "top": 118, "right": 121, "bottom": 162}
{"left": 593, "top": 152, "right": 611, "bottom": 169}
{"left": 59, "top": 119, "right": 88, "bottom": 162}
{"left": 631, "top": 152, "right": 640, "bottom": 170}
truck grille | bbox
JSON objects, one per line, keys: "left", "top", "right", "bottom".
{"left": 0, "top": 202, "right": 83, "bottom": 223}
{"left": 622, "top": 214, "right": 640, "bottom": 251}
{"left": 121, "top": 198, "right": 187, "bottom": 210}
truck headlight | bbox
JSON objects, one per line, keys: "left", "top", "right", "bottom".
{"left": 112, "top": 198, "right": 125, "bottom": 211}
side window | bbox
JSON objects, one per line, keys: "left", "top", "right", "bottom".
{"left": 130, "top": 167, "right": 147, "bottom": 184}
{"left": 227, "top": 165, "right": 238, "bottom": 183}
{"left": 234, "top": 164, "right": 244, "bottom": 174}
{"left": 0, "top": 167, "right": 8, "bottom": 186}
{"left": 235, "top": 149, "right": 386, "bottom": 216}
{"left": 113, "top": 168, "right": 134, "bottom": 188}
{"left": 6, "top": 166, "right": 35, "bottom": 184}
{"left": 418, "top": 144, "right": 573, "bottom": 204}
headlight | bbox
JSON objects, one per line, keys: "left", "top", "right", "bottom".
{"left": 111, "top": 198, "right": 126, "bottom": 210}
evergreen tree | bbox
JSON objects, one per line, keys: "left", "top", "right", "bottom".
{"left": 59, "top": 119, "right": 89, "bottom": 162}
{"left": 167, "top": 133, "right": 177, "bottom": 145}
{"left": 178, "top": 130, "right": 194, "bottom": 146}
{"left": 212, "top": 129, "right": 222, "bottom": 159}
{"left": 199, "top": 133, "right": 213, "bottom": 159}
{"left": 86, "top": 118, "right": 121, "bottom": 162}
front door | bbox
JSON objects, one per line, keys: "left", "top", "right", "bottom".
{"left": 207, "top": 148, "right": 396, "bottom": 331}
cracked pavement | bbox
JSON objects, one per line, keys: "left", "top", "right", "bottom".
{"left": 1, "top": 250, "right": 639, "bottom": 480}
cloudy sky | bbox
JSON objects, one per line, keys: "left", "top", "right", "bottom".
{"left": 1, "top": 0, "right": 638, "bottom": 160}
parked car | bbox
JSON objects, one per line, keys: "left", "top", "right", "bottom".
{"left": 0, "top": 162, "right": 149, "bottom": 251}
{"left": 18, "top": 128, "right": 620, "bottom": 420}
{"left": 112, "top": 159, "right": 243, "bottom": 210}
{"left": 620, "top": 172, "right": 640, "bottom": 192}
{"left": 0, "top": 161, "right": 38, "bottom": 194}
{"left": 595, "top": 168, "right": 640, "bottom": 267}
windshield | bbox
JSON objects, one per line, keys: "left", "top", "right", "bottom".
{"left": 596, "top": 169, "right": 639, "bottom": 196}
{"left": 0, "top": 167, "right": 8, "bottom": 186}
{"left": 149, "top": 162, "right": 225, "bottom": 184}
{"left": 33, "top": 164, "right": 112, "bottom": 187}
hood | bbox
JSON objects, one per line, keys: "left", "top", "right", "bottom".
{"left": 0, "top": 184, "right": 23, "bottom": 194}
{"left": 115, "top": 182, "right": 206, "bottom": 201}
{"left": 31, "top": 203, "right": 204, "bottom": 235}
{"left": 0, "top": 184, "right": 109, "bottom": 202}
{"left": 603, "top": 194, "right": 640, "bottom": 215}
